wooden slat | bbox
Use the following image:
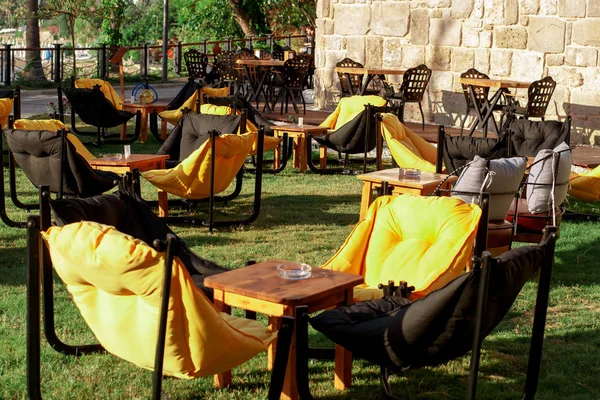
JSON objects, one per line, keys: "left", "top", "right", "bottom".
{"left": 459, "top": 77, "right": 531, "bottom": 89}
{"left": 236, "top": 59, "right": 285, "bottom": 66}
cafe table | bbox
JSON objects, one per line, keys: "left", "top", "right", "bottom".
{"left": 334, "top": 66, "right": 406, "bottom": 96}
{"left": 236, "top": 59, "right": 285, "bottom": 112}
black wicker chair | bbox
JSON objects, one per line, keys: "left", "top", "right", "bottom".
{"left": 386, "top": 64, "right": 432, "bottom": 130}
{"left": 269, "top": 57, "right": 310, "bottom": 115}
{"left": 184, "top": 49, "right": 209, "bottom": 81}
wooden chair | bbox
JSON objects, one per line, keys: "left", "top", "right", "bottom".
{"left": 512, "top": 76, "right": 557, "bottom": 120}
{"left": 269, "top": 57, "right": 310, "bottom": 114}
{"left": 387, "top": 64, "right": 432, "bottom": 130}
{"left": 336, "top": 58, "right": 367, "bottom": 97}
{"left": 183, "top": 49, "right": 209, "bottom": 81}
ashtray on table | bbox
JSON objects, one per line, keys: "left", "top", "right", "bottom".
{"left": 399, "top": 168, "right": 421, "bottom": 179}
{"left": 277, "top": 263, "right": 312, "bottom": 280}
{"left": 102, "top": 153, "right": 123, "bottom": 161}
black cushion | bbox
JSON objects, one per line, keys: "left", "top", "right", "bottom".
{"left": 156, "top": 112, "right": 242, "bottom": 162}
{"left": 4, "top": 129, "right": 118, "bottom": 196}
{"left": 509, "top": 119, "right": 570, "bottom": 157}
{"left": 442, "top": 134, "right": 508, "bottom": 175}
{"left": 313, "top": 109, "right": 376, "bottom": 154}
{"left": 0, "top": 90, "right": 15, "bottom": 99}
{"left": 310, "top": 244, "right": 545, "bottom": 371}
{"left": 168, "top": 79, "right": 201, "bottom": 110}
{"left": 49, "top": 190, "right": 228, "bottom": 298}
{"left": 63, "top": 88, "right": 134, "bottom": 128}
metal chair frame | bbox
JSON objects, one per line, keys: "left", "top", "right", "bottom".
{"left": 387, "top": 64, "right": 432, "bottom": 130}
{"left": 184, "top": 49, "right": 209, "bottom": 81}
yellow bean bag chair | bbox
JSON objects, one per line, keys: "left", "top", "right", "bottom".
{"left": 569, "top": 166, "right": 600, "bottom": 202}
{"left": 320, "top": 95, "right": 387, "bottom": 131}
{"left": 380, "top": 113, "right": 438, "bottom": 173}
{"left": 43, "top": 221, "right": 275, "bottom": 379}
{"left": 74, "top": 78, "right": 123, "bottom": 110}
{"left": 0, "top": 97, "right": 13, "bottom": 128}
{"left": 159, "top": 88, "right": 230, "bottom": 125}
{"left": 13, "top": 119, "right": 96, "bottom": 161}
{"left": 142, "top": 131, "right": 255, "bottom": 199}
{"left": 322, "top": 194, "right": 481, "bottom": 301}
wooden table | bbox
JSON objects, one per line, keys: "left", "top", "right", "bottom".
{"left": 458, "top": 77, "right": 531, "bottom": 138}
{"left": 237, "top": 59, "right": 286, "bottom": 112}
{"left": 271, "top": 124, "right": 329, "bottom": 173}
{"left": 121, "top": 101, "right": 170, "bottom": 143}
{"left": 572, "top": 145, "right": 600, "bottom": 169}
{"left": 334, "top": 67, "right": 406, "bottom": 96}
{"left": 88, "top": 154, "right": 169, "bottom": 175}
{"left": 357, "top": 168, "right": 455, "bottom": 219}
{"left": 204, "top": 261, "right": 364, "bottom": 400}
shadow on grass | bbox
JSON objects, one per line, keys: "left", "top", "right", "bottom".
{"left": 0, "top": 246, "right": 27, "bottom": 286}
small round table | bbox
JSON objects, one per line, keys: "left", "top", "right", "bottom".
{"left": 120, "top": 101, "right": 170, "bottom": 143}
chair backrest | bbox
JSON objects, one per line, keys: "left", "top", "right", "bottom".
{"left": 184, "top": 49, "right": 209, "bottom": 80}
{"left": 4, "top": 129, "right": 117, "bottom": 196}
{"left": 399, "top": 64, "right": 432, "bottom": 103}
{"left": 508, "top": 117, "right": 570, "bottom": 157}
{"left": 336, "top": 58, "right": 364, "bottom": 97}
{"left": 460, "top": 68, "right": 491, "bottom": 109}
{"left": 525, "top": 76, "right": 557, "bottom": 118}
{"left": 63, "top": 86, "right": 133, "bottom": 128}
{"left": 168, "top": 79, "right": 202, "bottom": 110}
{"left": 282, "top": 57, "right": 311, "bottom": 87}
{"left": 0, "top": 86, "right": 21, "bottom": 122}
{"left": 271, "top": 48, "right": 284, "bottom": 61}
{"left": 215, "top": 50, "right": 238, "bottom": 81}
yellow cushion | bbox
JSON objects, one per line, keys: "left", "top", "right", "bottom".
{"left": 380, "top": 113, "right": 438, "bottom": 173}
{"left": 320, "top": 95, "right": 387, "bottom": 131}
{"left": 159, "top": 102, "right": 257, "bottom": 134}
{"left": 142, "top": 132, "right": 255, "bottom": 199}
{"left": 569, "top": 166, "right": 600, "bottom": 202}
{"left": 322, "top": 194, "right": 481, "bottom": 301}
{"left": 75, "top": 78, "right": 123, "bottom": 110}
{"left": 200, "top": 86, "right": 230, "bottom": 101}
{"left": 13, "top": 119, "right": 95, "bottom": 161}
{"left": 43, "top": 222, "right": 275, "bottom": 379}
{"left": 0, "top": 98, "right": 13, "bottom": 128}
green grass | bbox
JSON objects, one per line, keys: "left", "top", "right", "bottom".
{"left": 1, "top": 131, "right": 600, "bottom": 399}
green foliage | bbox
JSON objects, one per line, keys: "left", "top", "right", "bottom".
{"left": 99, "top": 0, "right": 127, "bottom": 45}
{"left": 173, "top": 0, "right": 242, "bottom": 42}
{"left": 120, "top": 0, "right": 170, "bottom": 46}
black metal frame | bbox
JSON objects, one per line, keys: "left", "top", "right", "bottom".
{"left": 306, "top": 104, "right": 400, "bottom": 175}
{"left": 59, "top": 79, "right": 142, "bottom": 145}
{"left": 294, "top": 226, "right": 558, "bottom": 399}
{"left": 26, "top": 190, "right": 295, "bottom": 399}
{"left": 135, "top": 126, "right": 265, "bottom": 233}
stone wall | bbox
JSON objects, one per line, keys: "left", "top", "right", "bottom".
{"left": 315, "top": 0, "right": 600, "bottom": 144}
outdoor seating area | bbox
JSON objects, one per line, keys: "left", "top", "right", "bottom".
{"left": 2, "top": 4, "right": 600, "bottom": 399}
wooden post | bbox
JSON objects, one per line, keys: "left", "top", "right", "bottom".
{"left": 109, "top": 47, "right": 129, "bottom": 103}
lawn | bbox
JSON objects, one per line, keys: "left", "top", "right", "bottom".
{"left": 1, "top": 131, "right": 599, "bottom": 399}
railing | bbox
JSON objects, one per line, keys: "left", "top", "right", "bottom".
{"left": 0, "top": 33, "right": 313, "bottom": 86}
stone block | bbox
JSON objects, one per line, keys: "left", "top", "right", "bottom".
{"left": 480, "top": 31, "right": 493, "bottom": 47}
{"left": 410, "top": 9, "right": 430, "bottom": 45}
{"left": 325, "top": 50, "right": 346, "bottom": 68}
{"left": 571, "top": 91, "right": 600, "bottom": 115}
{"left": 426, "top": 46, "right": 452, "bottom": 70}
{"left": 442, "top": 9, "right": 452, "bottom": 18}
{"left": 317, "top": 0, "right": 331, "bottom": 18}
{"left": 494, "top": 26, "right": 528, "bottom": 49}
{"left": 572, "top": 20, "right": 600, "bottom": 46}
{"left": 463, "top": 27, "right": 481, "bottom": 47}
{"left": 366, "top": 36, "right": 384, "bottom": 67}
{"left": 315, "top": 49, "right": 325, "bottom": 69}
{"left": 383, "top": 38, "right": 403, "bottom": 68}
{"left": 432, "top": 9, "right": 443, "bottom": 18}
{"left": 549, "top": 85, "right": 570, "bottom": 116}
{"left": 510, "top": 51, "right": 544, "bottom": 82}
{"left": 324, "top": 19, "right": 335, "bottom": 35}
{"left": 473, "top": 0, "right": 485, "bottom": 18}
{"left": 371, "top": 2, "right": 410, "bottom": 37}
{"left": 430, "top": 19, "right": 462, "bottom": 46}
{"left": 558, "top": 0, "right": 586, "bottom": 17}
{"left": 429, "top": 0, "right": 451, "bottom": 7}
{"left": 519, "top": 15, "right": 529, "bottom": 26}
{"left": 402, "top": 46, "right": 426, "bottom": 68}
{"left": 452, "top": 0, "right": 474, "bottom": 18}
{"left": 333, "top": 5, "right": 371, "bottom": 35}
{"left": 528, "top": 17, "right": 565, "bottom": 53}
{"left": 565, "top": 47, "right": 598, "bottom": 67}
{"left": 490, "top": 50, "right": 513, "bottom": 76}
{"left": 520, "top": 0, "right": 540, "bottom": 14}
{"left": 429, "top": 71, "right": 454, "bottom": 92}
{"left": 465, "top": 20, "right": 483, "bottom": 28}
{"left": 484, "top": 0, "right": 505, "bottom": 24}
{"left": 339, "top": 0, "right": 354, "bottom": 3}
{"left": 549, "top": 66, "right": 584, "bottom": 87}
{"left": 325, "top": 35, "right": 343, "bottom": 50}
{"left": 589, "top": 0, "right": 600, "bottom": 16}
{"left": 475, "top": 49, "right": 491, "bottom": 73}
{"left": 505, "top": 0, "right": 519, "bottom": 24}
{"left": 346, "top": 37, "right": 365, "bottom": 63}
{"left": 581, "top": 68, "right": 600, "bottom": 91}
{"left": 546, "top": 54, "right": 564, "bottom": 66}
{"left": 540, "top": 0, "right": 557, "bottom": 14}
{"left": 452, "top": 48, "right": 475, "bottom": 72}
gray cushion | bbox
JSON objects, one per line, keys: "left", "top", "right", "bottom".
{"left": 526, "top": 142, "right": 572, "bottom": 213}
{"left": 453, "top": 156, "right": 527, "bottom": 220}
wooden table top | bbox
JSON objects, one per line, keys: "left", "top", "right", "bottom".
{"left": 357, "top": 168, "right": 452, "bottom": 189}
{"left": 335, "top": 67, "right": 407, "bottom": 76}
{"left": 121, "top": 101, "right": 170, "bottom": 110}
{"left": 459, "top": 77, "right": 531, "bottom": 89}
{"left": 572, "top": 146, "right": 600, "bottom": 169}
{"left": 204, "top": 260, "right": 364, "bottom": 306}
{"left": 89, "top": 154, "right": 169, "bottom": 167}
{"left": 271, "top": 124, "right": 328, "bottom": 133}
{"left": 236, "top": 59, "right": 285, "bottom": 67}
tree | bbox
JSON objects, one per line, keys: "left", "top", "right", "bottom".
{"left": 227, "top": 0, "right": 256, "bottom": 37}
{"left": 24, "top": 0, "right": 46, "bottom": 80}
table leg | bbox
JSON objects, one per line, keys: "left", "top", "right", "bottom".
{"left": 140, "top": 109, "right": 149, "bottom": 143}
{"left": 334, "top": 289, "right": 354, "bottom": 390}
{"left": 160, "top": 118, "right": 167, "bottom": 140}
{"left": 212, "top": 290, "right": 233, "bottom": 388}
{"left": 467, "top": 85, "right": 487, "bottom": 137}
{"left": 158, "top": 190, "right": 169, "bottom": 217}
{"left": 281, "top": 306, "right": 298, "bottom": 400}
{"left": 319, "top": 145, "right": 327, "bottom": 169}
{"left": 293, "top": 138, "right": 300, "bottom": 169}
{"left": 359, "top": 182, "right": 375, "bottom": 220}
{"left": 120, "top": 122, "right": 128, "bottom": 141}
{"left": 273, "top": 137, "right": 282, "bottom": 170}
{"left": 299, "top": 136, "right": 307, "bottom": 173}
{"left": 267, "top": 316, "right": 282, "bottom": 371}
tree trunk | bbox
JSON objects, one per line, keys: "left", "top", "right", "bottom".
{"left": 24, "top": 0, "right": 46, "bottom": 80}
{"left": 227, "top": 0, "right": 256, "bottom": 37}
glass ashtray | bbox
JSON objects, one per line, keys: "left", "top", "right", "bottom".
{"left": 102, "top": 153, "right": 123, "bottom": 160}
{"left": 277, "top": 263, "right": 312, "bottom": 280}
{"left": 399, "top": 168, "right": 421, "bottom": 179}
